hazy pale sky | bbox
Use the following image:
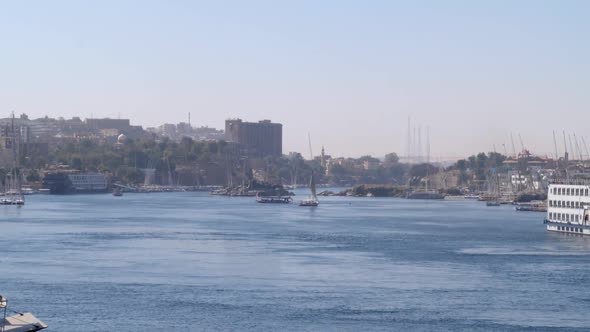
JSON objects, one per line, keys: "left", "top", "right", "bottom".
{"left": 1, "top": 1, "right": 589, "bottom": 159}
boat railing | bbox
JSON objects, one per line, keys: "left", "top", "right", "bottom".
{"left": 550, "top": 179, "right": 590, "bottom": 186}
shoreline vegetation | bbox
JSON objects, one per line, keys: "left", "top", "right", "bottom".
{"left": 318, "top": 185, "right": 414, "bottom": 197}
{"left": 317, "top": 185, "right": 547, "bottom": 202}
{"left": 0, "top": 131, "right": 553, "bottom": 204}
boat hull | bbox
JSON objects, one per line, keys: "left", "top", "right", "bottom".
{"left": 1, "top": 312, "right": 47, "bottom": 331}
{"left": 299, "top": 201, "right": 319, "bottom": 207}
{"left": 545, "top": 220, "right": 590, "bottom": 235}
{"left": 407, "top": 193, "right": 445, "bottom": 200}
{"left": 256, "top": 196, "right": 292, "bottom": 204}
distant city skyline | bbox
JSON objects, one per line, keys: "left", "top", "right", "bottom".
{"left": 2, "top": 1, "right": 589, "bottom": 159}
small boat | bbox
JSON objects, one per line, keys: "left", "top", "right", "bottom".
{"left": 210, "top": 188, "right": 229, "bottom": 196}
{"left": 463, "top": 194, "right": 480, "bottom": 200}
{"left": 486, "top": 201, "right": 501, "bottom": 207}
{"left": 299, "top": 170, "right": 319, "bottom": 207}
{"left": 256, "top": 192, "right": 292, "bottom": 204}
{"left": 406, "top": 190, "right": 445, "bottom": 200}
{"left": 515, "top": 201, "right": 547, "bottom": 212}
{"left": 113, "top": 188, "right": 123, "bottom": 197}
{"left": 1, "top": 294, "right": 47, "bottom": 331}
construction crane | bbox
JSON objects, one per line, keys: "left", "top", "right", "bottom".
{"left": 582, "top": 136, "right": 590, "bottom": 162}
{"left": 574, "top": 134, "right": 583, "bottom": 161}
{"left": 510, "top": 133, "right": 517, "bottom": 158}
{"left": 568, "top": 134, "right": 575, "bottom": 161}
{"left": 518, "top": 133, "right": 525, "bottom": 153}
{"left": 563, "top": 130, "right": 567, "bottom": 159}
{"left": 553, "top": 130, "right": 559, "bottom": 161}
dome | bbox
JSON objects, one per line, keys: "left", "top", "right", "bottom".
{"left": 117, "top": 134, "right": 127, "bottom": 143}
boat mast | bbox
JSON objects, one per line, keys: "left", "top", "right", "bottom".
{"left": 307, "top": 133, "right": 317, "bottom": 201}
{"left": 10, "top": 112, "right": 21, "bottom": 200}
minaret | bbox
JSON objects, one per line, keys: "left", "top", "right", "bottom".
{"left": 320, "top": 146, "right": 326, "bottom": 168}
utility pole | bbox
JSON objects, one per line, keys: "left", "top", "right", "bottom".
{"left": 406, "top": 116, "right": 411, "bottom": 163}
{"left": 562, "top": 130, "right": 568, "bottom": 158}
{"left": 417, "top": 126, "right": 422, "bottom": 164}
{"left": 413, "top": 127, "right": 417, "bottom": 164}
{"left": 426, "top": 126, "right": 430, "bottom": 164}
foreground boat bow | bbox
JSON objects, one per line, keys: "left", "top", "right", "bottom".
{"left": 1, "top": 295, "right": 47, "bottom": 331}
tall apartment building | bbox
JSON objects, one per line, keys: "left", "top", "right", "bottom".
{"left": 225, "top": 119, "right": 282, "bottom": 157}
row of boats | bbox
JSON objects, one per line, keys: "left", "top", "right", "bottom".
{"left": 0, "top": 196, "right": 24, "bottom": 205}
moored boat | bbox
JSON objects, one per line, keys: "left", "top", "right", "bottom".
{"left": 406, "top": 190, "right": 444, "bottom": 200}
{"left": 515, "top": 201, "right": 546, "bottom": 212}
{"left": 545, "top": 180, "right": 590, "bottom": 234}
{"left": 1, "top": 294, "right": 47, "bottom": 331}
{"left": 256, "top": 193, "right": 293, "bottom": 204}
{"left": 464, "top": 194, "right": 480, "bottom": 200}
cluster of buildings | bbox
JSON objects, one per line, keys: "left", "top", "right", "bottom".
{"left": 0, "top": 114, "right": 146, "bottom": 166}
{"left": 0, "top": 113, "right": 287, "bottom": 159}
{"left": 147, "top": 122, "right": 225, "bottom": 142}
{"left": 0, "top": 114, "right": 288, "bottom": 171}
{"left": 147, "top": 118, "right": 284, "bottom": 158}
{"left": 0, "top": 114, "right": 144, "bottom": 146}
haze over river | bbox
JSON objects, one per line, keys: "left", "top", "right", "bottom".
{"left": 1, "top": 192, "right": 589, "bottom": 331}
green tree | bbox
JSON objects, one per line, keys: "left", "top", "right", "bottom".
{"left": 384, "top": 152, "right": 399, "bottom": 165}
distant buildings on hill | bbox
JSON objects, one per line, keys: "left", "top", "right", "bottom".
{"left": 147, "top": 123, "right": 225, "bottom": 142}
{"left": 144, "top": 118, "right": 285, "bottom": 158}
{"left": 0, "top": 114, "right": 145, "bottom": 144}
{"left": 0, "top": 114, "right": 286, "bottom": 163}
{"left": 0, "top": 114, "right": 147, "bottom": 167}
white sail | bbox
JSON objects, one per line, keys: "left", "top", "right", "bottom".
{"left": 310, "top": 170, "right": 317, "bottom": 199}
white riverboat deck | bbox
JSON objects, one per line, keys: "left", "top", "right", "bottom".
{"left": 545, "top": 181, "right": 590, "bottom": 235}
{"left": 1, "top": 312, "right": 47, "bottom": 332}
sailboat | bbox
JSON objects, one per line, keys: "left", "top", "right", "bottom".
{"left": 299, "top": 170, "right": 319, "bottom": 207}
{"left": 486, "top": 171, "right": 501, "bottom": 207}
{"left": 1, "top": 113, "right": 24, "bottom": 205}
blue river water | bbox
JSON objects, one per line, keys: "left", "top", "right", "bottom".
{"left": 1, "top": 191, "right": 590, "bottom": 331}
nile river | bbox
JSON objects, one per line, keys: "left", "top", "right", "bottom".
{"left": 1, "top": 191, "right": 590, "bottom": 331}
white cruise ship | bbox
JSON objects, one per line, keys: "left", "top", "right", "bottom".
{"left": 545, "top": 180, "right": 590, "bottom": 234}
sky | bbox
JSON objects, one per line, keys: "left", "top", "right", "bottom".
{"left": 1, "top": 0, "right": 589, "bottom": 160}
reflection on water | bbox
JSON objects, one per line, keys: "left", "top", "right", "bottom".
{"left": 1, "top": 192, "right": 589, "bottom": 331}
